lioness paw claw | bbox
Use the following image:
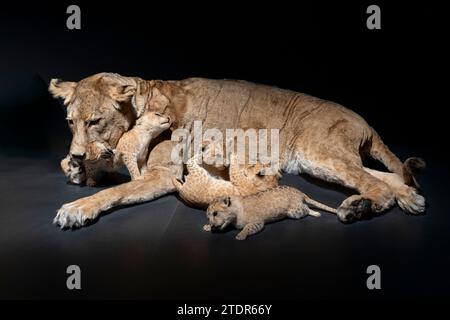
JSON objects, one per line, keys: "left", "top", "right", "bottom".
{"left": 397, "top": 187, "right": 426, "bottom": 214}
{"left": 53, "top": 200, "right": 99, "bottom": 229}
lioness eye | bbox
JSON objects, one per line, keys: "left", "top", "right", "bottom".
{"left": 88, "top": 119, "right": 101, "bottom": 126}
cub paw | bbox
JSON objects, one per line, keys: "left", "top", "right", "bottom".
{"left": 235, "top": 233, "right": 247, "bottom": 240}
{"left": 86, "top": 177, "right": 97, "bottom": 187}
{"left": 203, "top": 224, "right": 212, "bottom": 232}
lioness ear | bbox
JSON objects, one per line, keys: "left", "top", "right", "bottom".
{"left": 109, "top": 84, "right": 136, "bottom": 103}
{"left": 49, "top": 79, "right": 77, "bottom": 105}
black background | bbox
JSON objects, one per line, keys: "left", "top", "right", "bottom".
{"left": 0, "top": 1, "right": 449, "bottom": 302}
{"left": 0, "top": 2, "right": 446, "bottom": 156}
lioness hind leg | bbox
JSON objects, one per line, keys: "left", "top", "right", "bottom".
{"left": 294, "top": 155, "right": 396, "bottom": 223}
{"left": 364, "top": 168, "right": 425, "bottom": 214}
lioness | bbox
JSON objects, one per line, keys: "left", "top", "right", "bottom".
{"left": 49, "top": 73, "right": 425, "bottom": 228}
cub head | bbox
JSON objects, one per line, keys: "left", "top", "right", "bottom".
{"left": 242, "top": 162, "right": 281, "bottom": 192}
{"left": 136, "top": 111, "right": 172, "bottom": 134}
{"left": 49, "top": 73, "right": 141, "bottom": 162}
{"left": 206, "top": 196, "right": 241, "bottom": 230}
{"left": 133, "top": 80, "right": 186, "bottom": 129}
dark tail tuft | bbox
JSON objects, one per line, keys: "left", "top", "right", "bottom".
{"left": 403, "top": 157, "right": 426, "bottom": 189}
{"left": 404, "top": 157, "right": 426, "bottom": 175}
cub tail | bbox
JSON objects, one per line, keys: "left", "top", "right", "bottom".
{"left": 304, "top": 196, "right": 338, "bottom": 214}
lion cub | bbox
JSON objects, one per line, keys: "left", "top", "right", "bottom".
{"left": 111, "top": 111, "right": 171, "bottom": 180}
{"left": 206, "top": 186, "right": 337, "bottom": 240}
{"left": 172, "top": 152, "right": 280, "bottom": 208}
{"left": 63, "top": 112, "right": 171, "bottom": 186}
{"left": 61, "top": 155, "right": 86, "bottom": 185}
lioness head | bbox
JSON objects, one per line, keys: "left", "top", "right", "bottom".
{"left": 49, "top": 73, "right": 179, "bottom": 163}
{"left": 206, "top": 196, "right": 241, "bottom": 230}
{"left": 49, "top": 73, "right": 142, "bottom": 162}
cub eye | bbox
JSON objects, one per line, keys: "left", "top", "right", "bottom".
{"left": 212, "top": 211, "right": 218, "bottom": 217}
{"left": 87, "top": 118, "right": 101, "bottom": 127}
{"left": 67, "top": 119, "right": 74, "bottom": 126}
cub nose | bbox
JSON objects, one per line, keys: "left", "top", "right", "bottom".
{"left": 71, "top": 152, "right": 86, "bottom": 161}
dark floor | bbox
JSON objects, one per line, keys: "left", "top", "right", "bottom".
{"left": 0, "top": 152, "right": 449, "bottom": 300}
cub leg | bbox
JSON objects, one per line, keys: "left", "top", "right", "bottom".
{"left": 228, "top": 153, "right": 241, "bottom": 182}
{"left": 186, "top": 153, "right": 210, "bottom": 179}
{"left": 287, "top": 205, "right": 321, "bottom": 219}
{"left": 307, "top": 209, "right": 321, "bottom": 217}
{"left": 85, "top": 162, "right": 99, "bottom": 187}
{"left": 235, "top": 222, "right": 264, "bottom": 240}
{"left": 122, "top": 153, "right": 143, "bottom": 180}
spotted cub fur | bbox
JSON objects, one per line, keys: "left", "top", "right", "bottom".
{"left": 206, "top": 186, "right": 337, "bottom": 240}
{"left": 61, "top": 155, "right": 85, "bottom": 185}
{"left": 172, "top": 152, "right": 280, "bottom": 208}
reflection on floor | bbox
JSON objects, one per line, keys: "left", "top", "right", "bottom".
{"left": 0, "top": 155, "right": 449, "bottom": 300}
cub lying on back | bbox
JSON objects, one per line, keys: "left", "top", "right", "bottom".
{"left": 62, "top": 112, "right": 171, "bottom": 186}
{"left": 172, "top": 153, "right": 280, "bottom": 208}
{"left": 206, "top": 186, "right": 338, "bottom": 240}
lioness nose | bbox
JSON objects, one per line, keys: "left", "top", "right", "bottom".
{"left": 71, "top": 152, "right": 86, "bottom": 161}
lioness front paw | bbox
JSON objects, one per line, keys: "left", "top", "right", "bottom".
{"left": 54, "top": 198, "right": 101, "bottom": 229}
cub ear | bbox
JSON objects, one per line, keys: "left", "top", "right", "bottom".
{"left": 223, "top": 196, "right": 231, "bottom": 207}
{"left": 257, "top": 168, "right": 266, "bottom": 177}
{"left": 49, "top": 79, "right": 77, "bottom": 105}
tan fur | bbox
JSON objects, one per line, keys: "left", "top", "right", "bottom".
{"left": 50, "top": 73, "right": 426, "bottom": 228}
{"left": 172, "top": 153, "right": 279, "bottom": 208}
{"left": 60, "top": 155, "right": 85, "bottom": 184}
{"left": 206, "top": 186, "right": 336, "bottom": 240}
{"left": 88, "top": 112, "right": 171, "bottom": 185}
